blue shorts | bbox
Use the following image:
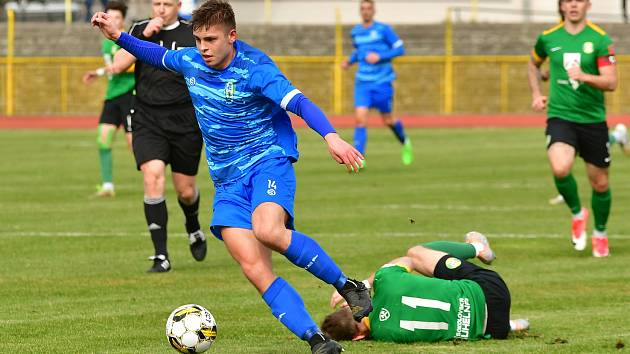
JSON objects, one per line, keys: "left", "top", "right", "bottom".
{"left": 210, "top": 157, "right": 296, "bottom": 240}
{"left": 354, "top": 81, "right": 393, "bottom": 113}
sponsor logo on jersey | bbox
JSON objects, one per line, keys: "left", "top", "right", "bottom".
{"left": 563, "top": 53, "right": 581, "bottom": 90}
{"left": 583, "top": 41, "right": 594, "bottom": 54}
{"left": 455, "top": 297, "right": 471, "bottom": 339}
{"left": 379, "top": 308, "right": 390, "bottom": 321}
{"left": 185, "top": 77, "right": 196, "bottom": 86}
{"left": 225, "top": 81, "right": 235, "bottom": 99}
{"left": 550, "top": 46, "right": 562, "bottom": 52}
{"left": 445, "top": 257, "right": 461, "bottom": 269}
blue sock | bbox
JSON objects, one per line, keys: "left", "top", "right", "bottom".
{"left": 262, "top": 277, "right": 320, "bottom": 340}
{"left": 354, "top": 127, "right": 367, "bottom": 155}
{"left": 390, "top": 120, "right": 406, "bottom": 144}
{"left": 284, "top": 231, "right": 348, "bottom": 290}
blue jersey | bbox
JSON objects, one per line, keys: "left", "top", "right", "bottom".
{"left": 162, "top": 40, "right": 300, "bottom": 185}
{"left": 349, "top": 21, "right": 404, "bottom": 83}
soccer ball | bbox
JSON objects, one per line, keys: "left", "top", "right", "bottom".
{"left": 166, "top": 304, "right": 217, "bottom": 353}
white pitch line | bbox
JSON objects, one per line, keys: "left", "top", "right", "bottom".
{"left": 375, "top": 204, "right": 552, "bottom": 212}
{"left": 3, "top": 231, "right": 630, "bottom": 240}
{"left": 316, "top": 231, "right": 630, "bottom": 240}
{"left": 0, "top": 231, "right": 187, "bottom": 238}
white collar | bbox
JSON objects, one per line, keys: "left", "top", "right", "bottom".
{"left": 162, "top": 21, "right": 180, "bottom": 31}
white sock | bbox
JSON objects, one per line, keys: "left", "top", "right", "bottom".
{"left": 593, "top": 230, "right": 607, "bottom": 238}
{"left": 102, "top": 182, "right": 114, "bottom": 191}
{"left": 572, "top": 209, "right": 584, "bottom": 219}
{"left": 471, "top": 242, "right": 485, "bottom": 256}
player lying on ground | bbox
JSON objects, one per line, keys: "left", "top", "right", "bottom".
{"left": 92, "top": 1, "right": 370, "bottom": 353}
{"left": 82, "top": 0, "right": 135, "bottom": 197}
{"left": 323, "top": 232, "right": 529, "bottom": 343}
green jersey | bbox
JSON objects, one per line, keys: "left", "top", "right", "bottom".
{"left": 532, "top": 21, "right": 615, "bottom": 124}
{"left": 367, "top": 264, "right": 487, "bottom": 343}
{"left": 101, "top": 39, "right": 135, "bottom": 100}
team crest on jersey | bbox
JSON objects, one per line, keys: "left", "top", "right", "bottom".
{"left": 225, "top": 81, "right": 235, "bottom": 99}
{"left": 583, "top": 42, "right": 594, "bottom": 54}
{"left": 445, "top": 257, "right": 462, "bottom": 269}
{"left": 379, "top": 308, "right": 390, "bottom": 321}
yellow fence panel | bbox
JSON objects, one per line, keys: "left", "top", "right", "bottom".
{"left": 1, "top": 56, "right": 629, "bottom": 116}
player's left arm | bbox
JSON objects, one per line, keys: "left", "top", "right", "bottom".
{"left": 373, "top": 25, "right": 405, "bottom": 62}
{"left": 568, "top": 39, "right": 617, "bottom": 91}
{"left": 286, "top": 94, "right": 364, "bottom": 173}
{"left": 254, "top": 63, "right": 365, "bottom": 172}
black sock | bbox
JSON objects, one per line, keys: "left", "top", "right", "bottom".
{"left": 178, "top": 189, "right": 201, "bottom": 234}
{"left": 144, "top": 196, "right": 168, "bottom": 258}
{"left": 307, "top": 331, "right": 327, "bottom": 349}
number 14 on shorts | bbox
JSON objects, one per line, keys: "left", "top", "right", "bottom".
{"left": 267, "top": 179, "right": 277, "bottom": 196}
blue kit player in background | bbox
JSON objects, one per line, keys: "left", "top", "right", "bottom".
{"left": 342, "top": 0, "right": 412, "bottom": 166}
{"left": 92, "top": 1, "right": 371, "bottom": 353}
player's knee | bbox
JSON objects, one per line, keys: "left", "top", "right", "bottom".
{"left": 407, "top": 245, "right": 428, "bottom": 259}
{"left": 143, "top": 172, "right": 165, "bottom": 194}
{"left": 176, "top": 185, "right": 196, "bottom": 201}
{"left": 97, "top": 124, "right": 115, "bottom": 150}
{"left": 252, "top": 223, "right": 286, "bottom": 250}
{"left": 590, "top": 178, "right": 609, "bottom": 193}
{"left": 96, "top": 134, "right": 112, "bottom": 150}
{"left": 550, "top": 165, "right": 571, "bottom": 178}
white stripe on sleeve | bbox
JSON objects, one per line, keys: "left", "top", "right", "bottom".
{"left": 393, "top": 39, "right": 404, "bottom": 48}
{"left": 280, "top": 89, "right": 302, "bottom": 110}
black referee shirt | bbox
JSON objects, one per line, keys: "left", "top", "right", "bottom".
{"left": 129, "top": 18, "right": 195, "bottom": 107}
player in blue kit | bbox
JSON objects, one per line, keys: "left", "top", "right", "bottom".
{"left": 92, "top": 1, "right": 370, "bottom": 353}
{"left": 342, "top": 0, "right": 412, "bottom": 166}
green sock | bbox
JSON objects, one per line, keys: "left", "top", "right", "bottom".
{"left": 592, "top": 189, "right": 611, "bottom": 232}
{"left": 422, "top": 241, "right": 476, "bottom": 259}
{"left": 554, "top": 173, "right": 581, "bottom": 215}
{"left": 99, "top": 148, "right": 113, "bottom": 184}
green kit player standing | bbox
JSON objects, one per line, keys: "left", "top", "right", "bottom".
{"left": 323, "top": 232, "right": 529, "bottom": 343}
{"left": 83, "top": 0, "right": 135, "bottom": 197}
{"left": 528, "top": 0, "right": 617, "bottom": 257}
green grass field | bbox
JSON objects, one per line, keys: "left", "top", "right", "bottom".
{"left": 1, "top": 127, "right": 629, "bottom": 353}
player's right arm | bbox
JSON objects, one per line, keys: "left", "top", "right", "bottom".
{"left": 91, "top": 12, "right": 184, "bottom": 74}
{"left": 342, "top": 31, "right": 359, "bottom": 70}
{"left": 528, "top": 35, "right": 548, "bottom": 112}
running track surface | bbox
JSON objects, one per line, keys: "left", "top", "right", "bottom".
{"left": 0, "top": 114, "right": 629, "bottom": 129}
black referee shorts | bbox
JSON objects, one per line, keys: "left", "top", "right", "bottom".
{"left": 546, "top": 117, "right": 611, "bottom": 168}
{"left": 434, "top": 255, "right": 511, "bottom": 339}
{"left": 131, "top": 101, "right": 202, "bottom": 176}
{"left": 99, "top": 90, "right": 134, "bottom": 133}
